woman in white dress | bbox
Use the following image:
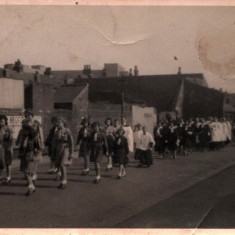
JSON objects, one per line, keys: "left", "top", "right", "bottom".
{"left": 121, "top": 116, "right": 134, "bottom": 153}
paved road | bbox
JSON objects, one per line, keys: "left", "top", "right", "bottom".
{"left": 0, "top": 146, "right": 235, "bottom": 228}
{"left": 116, "top": 163, "right": 235, "bottom": 228}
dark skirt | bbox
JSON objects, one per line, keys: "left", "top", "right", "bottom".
{"left": 117, "top": 149, "right": 129, "bottom": 165}
{"left": 140, "top": 150, "right": 153, "bottom": 166}
{"left": 79, "top": 141, "right": 91, "bottom": 158}
{"left": 0, "top": 145, "right": 13, "bottom": 169}
{"left": 19, "top": 151, "right": 35, "bottom": 172}
{"left": 106, "top": 135, "right": 115, "bottom": 155}
{"left": 90, "top": 144, "right": 103, "bottom": 163}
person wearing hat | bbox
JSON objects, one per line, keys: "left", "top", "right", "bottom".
{"left": 115, "top": 128, "right": 129, "bottom": 178}
{"left": 16, "top": 110, "right": 44, "bottom": 196}
{"left": 52, "top": 117, "right": 74, "bottom": 189}
{"left": 76, "top": 118, "right": 92, "bottom": 175}
{"left": 0, "top": 115, "right": 14, "bottom": 184}
{"left": 89, "top": 122, "right": 108, "bottom": 183}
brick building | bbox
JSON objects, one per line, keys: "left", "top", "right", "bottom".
{"left": 75, "top": 73, "right": 224, "bottom": 121}
{"left": 54, "top": 84, "right": 89, "bottom": 139}
{"left": 223, "top": 93, "right": 235, "bottom": 121}
{"left": 89, "top": 91, "right": 156, "bottom": 132}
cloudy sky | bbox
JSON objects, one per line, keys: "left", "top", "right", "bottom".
{"left": 0, "top": 6, "right": 235, "bottom": 92}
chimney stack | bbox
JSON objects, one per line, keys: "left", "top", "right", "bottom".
{"left": 129, "top": 68, "right": 133, "bottom": 77}
{"left": 178, "top": 67, "right": 182, "bottom": 75}
{"left": 2, "top": 69, "right": 7, "bottom": 77}
{"left": 134, "top": 65, "right": 139, "bottom": 77}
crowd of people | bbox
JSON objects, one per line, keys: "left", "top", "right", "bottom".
{"left": 153, "top": 117, "right": 233, "bottom": 159}
{"left": 0, "top": 110, "right": 233, "bottom": 196}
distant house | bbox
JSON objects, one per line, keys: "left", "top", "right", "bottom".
{"left": 223, "top": 93, "right": 235, "bottom": 121}
{"left": 54, "top": 84, "right": 89, "bottom": 138}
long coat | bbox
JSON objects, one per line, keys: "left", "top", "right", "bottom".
{"left": 76, "top": 126, "right": 92, "bottom": 158}
{"left": 90, "top": 131, "right": 108, "bottom": 163}
{"left": 52, "top": 127, "right": 74, "bottom": 167}
{"left": 0, "top": 126, "right": 14, "bottom": 169}
{"left": 114, "top": 136, "right": 129, "bottom": 165}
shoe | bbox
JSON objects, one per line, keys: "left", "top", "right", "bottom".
{"left": 137, "top": 164, "right": 143, "bottom": 168}
{"left": 117, "top": 174, "right": 122, "bottom": 179}
{"left": 57, "top": 183, "right": 66, "bottom": 189}
{"left": 25, "top": 188, "right": 36, "bottom": 196}
{"left": 81, "top": 170, "right": 89, "bottom": 176}
{"left": 48, "top": 169, "right": 54, "bottom": 174}
{"left": 93, "top": 178, "right": 101, "bottom": 184}
{"left": 4, "top": 177, "right": 11, "bottom": 184}
{"left": 52, "top": 168, "right": 58, "bottom": 173}
{"left": 0, "top": 177, "right": 4, "bottom": 183}
{"left": 106, "top": 167, "right": 113, "bottom": 171}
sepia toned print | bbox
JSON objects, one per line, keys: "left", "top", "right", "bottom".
{"left": 0, "top": 2, "right": 235, "bottom": 235}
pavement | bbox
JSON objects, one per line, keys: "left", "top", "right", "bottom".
{"left": 0, "top": 144, "right": 235, "bottom": 228}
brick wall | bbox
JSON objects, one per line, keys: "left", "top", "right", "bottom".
{"left": 72, "top": 85, "right": 89, "bottom": 139}
{"left": 32, "top": 82, "right": 55, "bottom": 136}
{"left": 88, "top": 102, "right": 132, "bottom": 127}
{"left": 53, "top": 86, "right": 89, "bottom": 141}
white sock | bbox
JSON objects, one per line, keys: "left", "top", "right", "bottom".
{"left": 96, "top": 175, "right": 101, "bottom": 180}
{"left": 32, "top": 174, "right": 37, "bottom": 180}
{"left": 28, "top": 184, "right": 35, "bottom": 190}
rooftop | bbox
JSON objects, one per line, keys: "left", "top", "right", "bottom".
{"left": 54, "top": 84, "right": 88, "bottom": 103}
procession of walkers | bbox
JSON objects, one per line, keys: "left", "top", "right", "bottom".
{"left": 0, "top": 110, "right": 234, "bottom": 196}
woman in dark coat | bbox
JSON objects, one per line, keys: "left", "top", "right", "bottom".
{"left": 198, "top": 118, "right": 211, "bottom": 151}
{"left": 183, "top": 120, "right": 194, "bottom": 155}
{"left": 154, "top": 122, "right": 167, "bottom": 159}
{"left": 76, "top": 118, "right": 92, "bottom": 175}
{"left": 45, "top": 116, "right": 58, "bottom": 174}
{"left": 90, "top": 122, "right": 108, "bottom": 184}
{"left": 166, "top": 122, "right": 179, "bottom": 159}
{"left": 16, "top": 110, "right": 44, "bottom": 196}
{"left": 16, "top": 119, "right": 42, "bottom": 196}
{"left": 115, "top": 128, "right": 129, "bottom": 179}
{"left": 0, "top": 115, "right": 14, "bottom": 184}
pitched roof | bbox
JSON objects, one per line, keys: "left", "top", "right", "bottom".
{"left": 76, "top": 75, "right": 184, "bottom": 111}
{"left": 54, "top": 84, "right": 87, "bottom": 103}
{"left": 183, "top": 80, "right": 224, "bottom": 118}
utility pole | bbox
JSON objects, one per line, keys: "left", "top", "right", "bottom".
{"left": 121, "top": 75, "right": 125, "bottom": 119}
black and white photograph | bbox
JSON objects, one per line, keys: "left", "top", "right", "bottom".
{"left": 0, "top": 1, "right": 235, "bottom": 234}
